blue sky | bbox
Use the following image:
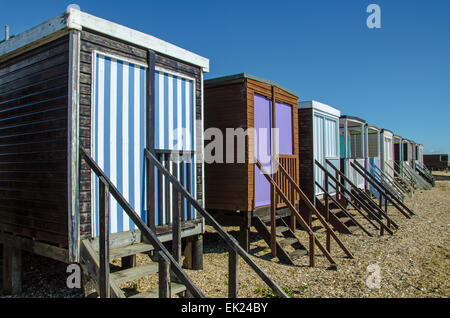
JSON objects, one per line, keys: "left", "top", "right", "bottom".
{"left": 1, "top": 0, "right": 449, "bottom": 154}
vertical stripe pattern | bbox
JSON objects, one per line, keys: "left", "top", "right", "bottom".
{"left": 92, "top": 53, "right": 147, "bottom": 237}
{"left": 153, "top": 69, "right": 196, "bottom": 225}
{"left": 154, "top": 70, "right": 194, "bottom": 151}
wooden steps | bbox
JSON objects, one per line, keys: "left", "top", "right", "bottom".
{"left": 252, "top": 215, "right": 308, "bottom": 266}
{"left": 110, "top": 263, "right": 158, "bottom": 284}
{"left": 129, "top": 282, "right": 186, "bottom": 298}
{"left": 315, "top": 199, "right": 359, "bottom": 235}
{"left": 81, "top": 240, "right": 187, "bottom": 298}
{"left": 109, "top": 242, "right": 154, "bottom": 260}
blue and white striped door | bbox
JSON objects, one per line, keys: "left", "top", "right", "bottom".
{"left": 154, "top": 69, "right": 196, "bottom": 225}
{"left": 91, "top": 52, "right": 147, "bottom": 236}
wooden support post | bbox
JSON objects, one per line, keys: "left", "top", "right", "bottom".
{"left": 325, "top": 174, "right": 331, "bottom": 253}
{"left": 158, "top": 251, "right": 171, "bottom": 298}
{"left": 290, "top": 182, "right": 296, "bottom": 232}
{"left": 173, "top": 190, "right": 182, "bottom": 264}
{"left": 147, "top": 50, "right": 156, "bottom": 232}
{"left": 270, "top": 86, "right": 277, "bottom": 257}
{"left": 182, "top": 234, "right": 203, "bottom": 270}
{"left": 192, "top": 235, "right": 203, "bottom": 270}
{"left": 335, "top": 169, "right": 340, "bottom": 201}
{"left": 99, "top": 177, "right": 110, "bottom": 298}
{"left": 228, "top": 247, "right": 238, "bottom": 298}
{"left": 121, "top": 255, "right": 136, "bottom": 269}
{"left": 309, "top": 235, "right": 315, "bottom": 267}
{"left": 239, "top": 212, "right": 250, "bottom": 252}
{"left": 379, "top": 194, "right": 384, "bottom": 236}
{"left": 2, "top": 245, "right": 22, "bottom": 295}
{"left": 326, "top": 230, "right": 331, "bottom": 253}
{"left": 270, "top": 184, "right": 277, "bottom": 256}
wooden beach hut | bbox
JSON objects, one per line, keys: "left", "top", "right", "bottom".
{"left": 364, "top": 123, "right": 381, "bottom": 196}
{"left": 0, "top": 8, "right": 212, "bottom": 296}
{"left": 298, "top": 100, "right": 340, "bottom": 202}
{"left": 204, "top": 74, "right": 300, "bottom": 247}
{"left": 339, "top": 116, "right": 366, "bottom": 190}
{"left": 380, "top": 128, "right": 394, "bottom": 179}
{"left": 204, "top": 74, "right": 353, "bottom": 267}
{"left": 393, "top": 134, "right": 403, "bottom": 173}
{"left": 364, "top": 124, "right": 381, "bottom": 174}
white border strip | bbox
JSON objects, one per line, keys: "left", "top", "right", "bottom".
{"left": 0, "top": 9, "right": 209, "bottom": 72}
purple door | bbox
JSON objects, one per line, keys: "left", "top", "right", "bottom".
{"left": 275, "top": 102, "right": 293, "bottom": 155}
{"left": 254, "top": 94, "right": 272, "bottom": 207}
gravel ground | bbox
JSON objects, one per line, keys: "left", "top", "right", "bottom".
{"left": 1, "top": 172, "right": 449, "bottom": 298}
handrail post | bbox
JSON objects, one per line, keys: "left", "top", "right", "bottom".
{"left": 158, "top": 250, "right": 171, "bottom": 298}
{"left": 228, "top": 247, "right": 238, "bottom": 298}
{"left": 290, "top": 180, "right": 296, "bottom": 232}
{"left": 173, "top": 190, "right": 182, "bottom": 264}
{"left": 99, "top": 176, "right": 110, "bottom": 298}
{"left": 270, "top": 183, "right": 277, "bottom": 256}
{"left": 325, "top": 174, "right": 331, "bottom": 253}
{"left": 309, "top": 235, "right": 315, "bottom": 267}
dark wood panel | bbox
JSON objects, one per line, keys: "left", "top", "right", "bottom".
{"left": 0, "top": 36, "right": 69, "bottom": 247}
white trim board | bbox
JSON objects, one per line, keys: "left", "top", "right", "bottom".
{"left": 299, "top": 100, "right": 341, "bottom": 118}
{"left": 0, "top": 8, "right": 210, "bottom": 72}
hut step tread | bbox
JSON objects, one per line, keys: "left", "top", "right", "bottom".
{"left": 279, "top": 238, "right": 298, "bottom": 247}
{"left": 111, "top": 263, "right": 159, "bottom": 285}
{"left": 338, "top": 217, "right": 352, "bottom": 224}
{"left": 109, "top": 242, "right": 154, "bottom": 260}
{"left": 289, "top": 249, "right": 308, "bottom": 260}
{"left": 275, "top": 226, "right": 289, "bottom": 234}
{"left": 129, "top": 282, "right": 186, "bottom": 298}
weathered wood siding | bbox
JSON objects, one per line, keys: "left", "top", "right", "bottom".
{"left": 204, "top": 77, "right": 299, "bottom": 213}
{"left": 0, "top": 36, "right": 69, "bottom": 246}
{"left": 204, "top": 80, "right": 249, "bottom": 211}
{"left": 298, "top": 108, "right": 314, "bottom": 201}
{"left": 79, "top": 29, "right": 203, "bottom": 238}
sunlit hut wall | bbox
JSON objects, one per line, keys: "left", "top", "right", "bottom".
{"left": 0, "top": 8, "right": 209, "bottom": 263}
{"left": 393, "top": 134, "right": 404, "bottom": 175}
{"left": 364, "top": 123, "right": 381, "bottom": 198}
{"left": 380, "top": 128, "right": 394, "bottom": 179}
{"left": 402, "top": 139, "right": 414, "bottom": 168}
{"left": 298, "top": 100, "right": 340, "bottom": 203}
{"left": 203, "top": 73, "right": 299, "bottom": 250}
{"left": 339, "top": 115, "right": 366, "bottom": 191}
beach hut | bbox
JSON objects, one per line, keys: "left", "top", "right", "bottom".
{"left": 364, "top": 124, "right": 381, "bottom": 196}
{"left": 380, "top": 129, "right": 394, "bottom": 178}
{"left": 393, "top": 134, "right": 403, "bottom": 174}
{"left": 204, "top": 73, "right": 300, "bottom": 252}
{"left": 339, "top": 116, "right": 366, "bottom": 190}
{"left": 298, "top": 100, "right": 340, "bottom": 202}
{"left": 403, "top": 139, "right": 414, "bottom": 167}
{"left": 0, "top": 8, "right": 210, "bottom": 295}
{"left": 364, "top": 124, "right": 381, "bottom": 174}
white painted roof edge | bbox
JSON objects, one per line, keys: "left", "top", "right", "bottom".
{"left": 299, "top": 100, "right": 341, "bottom": 118}
{"left": 0, "top": 8, "right": 210, "bottom": 72}
{"left": 381, "top": 129, "right": 393, "bottom": 138}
